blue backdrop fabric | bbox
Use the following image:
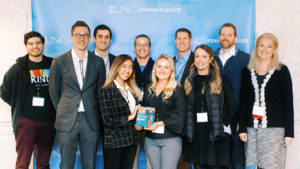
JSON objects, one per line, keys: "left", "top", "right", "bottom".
{"left": 32, "top": 0, "right": 255, "bottom": 169}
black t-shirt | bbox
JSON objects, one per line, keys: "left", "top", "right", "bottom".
{"left": 21, "top": 59, "right": 55, "bottom": 121}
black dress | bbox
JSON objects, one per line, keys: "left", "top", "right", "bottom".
{"left": 184, "top": 74, "right": 234, "bottom": 166}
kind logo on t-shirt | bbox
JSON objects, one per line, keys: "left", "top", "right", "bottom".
{"left": 30, "top": 69, "right": 49, "bottom": 85}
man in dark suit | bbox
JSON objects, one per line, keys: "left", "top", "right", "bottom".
{"left": 93, "top": 24, "right": 116, "bottom": 77}
{"left": 174, "top": 28, "right": 194, "bottom": 86}
{"left": 214, "top": 23, "right": 250, "bottom": 169}
{"left": 49, "top": 21, "right": 106, "bottom": 169}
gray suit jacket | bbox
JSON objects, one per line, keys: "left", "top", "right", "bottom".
{"left": 49, "top": 50, "right": 106, "bottom": 132}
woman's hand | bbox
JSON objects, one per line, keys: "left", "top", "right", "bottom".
{"left": 128, "top": 104, "right": 141, "bottom": 121}
{"left": 135, "top": 125, "right": 143, "bottom": 131}
{"left": 144, "top": 121, "right": 164, "bottom": 131}
{"left": 284, "top": 137, "right": 293, "bottom": 146}
{"left": 239, "top": 133, "right": 248, "bottom": 142}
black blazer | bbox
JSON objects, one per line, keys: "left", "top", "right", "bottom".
{"left": 142, "top": 85, "right": 187, "bottom": 139}
{"left": 174, "top": 51, "right": 194, "bottom": 86}
{"left": 93, "top": 51, "right": 116, "bottom": 67}
{"left": 108, "top": 53, "right": 116, "bottom": 67}
{"left": 99, "top": 83, "right": 138, "bottom": 149}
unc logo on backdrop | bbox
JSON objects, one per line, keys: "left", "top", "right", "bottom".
{"left": 46, "top": 36, "right": 69, "bottom": 45}
{"left": 108, "top": 6, "right": 139, "bottom": 14}
{"left": 108, "top": 6, "right": 181, "bottom": 14}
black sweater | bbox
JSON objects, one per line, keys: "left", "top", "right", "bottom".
{"left": 239, "top": 65, "right": 294, "bottom": 137}
{"left": 142, "top": 85, "right": 187, "bottom": 139}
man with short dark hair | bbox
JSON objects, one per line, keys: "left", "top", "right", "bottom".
{"left": 93, "top": 24, "right": 116, "bottom": 77}
{"left": 0, "top": 31, "right": 55, "bottom": 169}
{"left": 49, "top": 21, "right": 106, "bottom": 169}
{"left": 174, "top": 28, "right": 194, "bottom": 86}
{"left": 133, "top": 34, "right": 154, "bottom": 91}
{"left": 214, "top": 23, "right": 250, "bottom": 169}
{"left": 132, "top": 34, "right": 154, "bottom": 169}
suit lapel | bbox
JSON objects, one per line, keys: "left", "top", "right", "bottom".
{"left": 66, "top": 51, "right": 81, "bottom": 89}
{"left": 82, "top": 52, "right": 93, "bottom": 91}
{"left": 181, "top": 51, "right": 194, "bottom": 85}
{"left": 108, "top": 53, "right": 115, "bottom": 67}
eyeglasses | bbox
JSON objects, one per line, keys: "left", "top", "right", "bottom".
{"left": 73, "top": 33, "right": 90, "bottom": 39}
{"left": 27, "top": 41, "right": 43, "bottom": 46}
{"left": 136, "top": 43, "right": 149, "bottom": 48}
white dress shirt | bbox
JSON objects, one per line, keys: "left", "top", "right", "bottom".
{"left": 114, "top": 80, "right": 136, "bottom": 112}
{"left": 95, "top": 51, "right": 110, "bottom": 77}
{"left": 71, "top": 49, "right": 88, "bottom": 112}
{"left": 219, "top": 46, "right": 236, "bottom": 66}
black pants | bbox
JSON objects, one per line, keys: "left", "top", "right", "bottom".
{"left": 193, "top": 164, "right": 229, "bottom": 169}
{"left": 231, "top": 118, "right": 245, "bottom": 169}
{"left": 103, "top": 144, "right": 137, "bottom": 169}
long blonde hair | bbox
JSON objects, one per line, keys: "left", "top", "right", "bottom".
{"left": 248, "top": 33, "right": 281, "bottom": 70}
{"left": 148, "top": 54, "right": 178, "bottom": 101}
{"left": 103, "top": 54, "right": 141, "bottom": 100}
{"left": 184, "top": 44, "right": 222, "bottom": 95}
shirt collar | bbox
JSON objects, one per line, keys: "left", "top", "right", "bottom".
{"left": 176, "top": 50, "right": 191, "bottom": 62}
{"left": 71, "top": 49, "right": 88, "bottom": 60}
{"left": 95, "top": 50, "right": 108, "bottom": 59}
{"left": 114, "top": 80, "right": 129, "bottom": 90}
{"left": 220, "top": 46, "right": 236, "bottom": 57}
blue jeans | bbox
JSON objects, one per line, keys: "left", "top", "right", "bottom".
{"left": 145, "top": 136, "right": 182, "bottom": 169}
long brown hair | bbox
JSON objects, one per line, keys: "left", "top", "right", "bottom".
{"left": 184, "top": 44, "right": 222, "bottom": 95}
{"left": 103, "top": 54, "right": 141, "bottom": 100}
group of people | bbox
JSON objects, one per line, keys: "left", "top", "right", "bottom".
{"left": 0, "top": 20, "right": 294, "bottom": 169}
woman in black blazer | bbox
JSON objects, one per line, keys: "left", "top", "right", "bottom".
{"left": 99, "top": 54, "right": 141, "bottom": 169}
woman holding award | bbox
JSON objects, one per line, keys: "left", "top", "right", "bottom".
{"left": 142, "top": 54, "right": 186, "bottom": 169}
{"left": 239, "top": 33, "right": 294, "bottom": 169}
{"left": 99, "top": 54, "right": 141, "bottom": 169}
{"left": 183, "top": 44, "right": 235, "bottom": 169}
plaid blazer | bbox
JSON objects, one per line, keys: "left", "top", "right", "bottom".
{"left": 99, "top": 83, "right": 138, "bottom": 149}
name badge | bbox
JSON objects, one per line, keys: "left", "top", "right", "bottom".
{"left": 152, "top": 126, "right": 165, "bottom": 134}
{"left": 32, "top": 97, "right": 44, "bottom": 107}
{"left": 197, "top": 112, "right": 208, "bottom": 122}
{"left": 252, "top": 105, "right": 264, "bottom": 119}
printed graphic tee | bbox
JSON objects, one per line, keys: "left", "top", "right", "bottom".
{"left": 21, "top": 58, "right": 55, "bottom": 121}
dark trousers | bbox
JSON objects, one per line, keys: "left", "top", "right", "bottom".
{"left": 56, "top": 112, "right": 99, "bottom": 169}
{"left": 15, "top": 117, "right": 55, "bottom": 169}
{"left": 193, "top": 164, "right": 228, "bottom": 169}
{"left": 103, "top": 144, "right": 137, "bottom": 169}
{"left": 231, "top": 120, "right": 245, "bottom": 169}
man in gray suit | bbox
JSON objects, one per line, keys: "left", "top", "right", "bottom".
{"left": 49, "top": 21, "right": 106, "bottom": 169}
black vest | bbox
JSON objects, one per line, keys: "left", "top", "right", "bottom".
{"left": 185, "top": 72, "right": 227, "bottom": 143}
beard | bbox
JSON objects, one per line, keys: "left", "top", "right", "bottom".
{"left": 220, "top": 40, "right": 234, "bottom": 49}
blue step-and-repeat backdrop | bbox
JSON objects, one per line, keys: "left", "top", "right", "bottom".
{"left": 32, "top": 0, "right": 255, "bottom": 168}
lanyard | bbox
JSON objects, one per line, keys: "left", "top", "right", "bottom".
{"left": 118, "top": 88, "right": 129, "bottom": 104}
